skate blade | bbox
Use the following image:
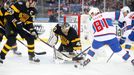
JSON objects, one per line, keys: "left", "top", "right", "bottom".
{"left": 29, "top": 60, "right": 40, "bottom": 64}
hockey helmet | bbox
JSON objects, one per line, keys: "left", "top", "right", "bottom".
{"left": 121, "top": 6, "right": 130, "bottom": 13}
{"left": 89, "top": 7, "right": 100, "bottom": 16}
{"left": 61, "top": 22, "right": 70, "bottom": 30}
{"left": 4, "top": 0, "right": 10, "bottom": 8}
{"left": 61, "top": 22, "right": 70, "bottom": 34}
{"left": 26, "top": 0, "right": 37, "bottom": 8}
{"left": 27, "top": 0, "right": 37, "bottom": 3}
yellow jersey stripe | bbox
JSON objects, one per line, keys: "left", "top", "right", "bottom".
{"left": 2, "top": 49, "right": 8, "bottom": 54}
{"left": 12, "top": 45, "right": 17, "bottom": 48}
{"left": 27, "top": 44, "right": 34, "bottom": 48}
{"left": 0, "top": 10, "right": 3, "bottom": 16}
{"left": 28, "top": 50, "right": 34, "bottom": 52}
{"left": 5, "top": 44, "right": 12, "bottom": 49}
{"left": 73, "top": 47, "right": 82, "bottom": 50}
{"left": 71, "top": 38, "right": 80, "bottom": 43}
{"left": 11, "top": 5, "right": 20, "bottom": 13}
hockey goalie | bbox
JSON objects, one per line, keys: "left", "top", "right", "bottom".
{"left": 48, "top": 22, "right": 83, "bottom": 63}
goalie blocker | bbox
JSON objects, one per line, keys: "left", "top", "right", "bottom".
{"left": 48, "top": 22, "right": 83, "bottom": 62}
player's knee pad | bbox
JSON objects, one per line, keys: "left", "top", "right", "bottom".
{"left": 128, "top": 31, "right": 134, "bottom": 41}
{"left": 87, "top": 50, "right": 95, "bottom": 57}
{"left": 119, "top": 37, "right": 126, "bottom": 45}
{"left": 122, "top": 51, "right": 130, "bottom": 61}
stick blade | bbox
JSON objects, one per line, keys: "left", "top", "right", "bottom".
{"left": 35, "top": 51, "right": 47, "bottom": 55}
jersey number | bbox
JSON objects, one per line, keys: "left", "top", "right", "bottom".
{"left": 94, "top": 18, "right": 109, "bottom": 32}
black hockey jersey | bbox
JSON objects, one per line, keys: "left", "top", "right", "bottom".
{"left": 0, "top": 7, "right": 12, "bottom": 28}
{"left": 10, "top": 1, "right": 37, "bottom": 30}
{"left": 53, "top": 24, "right": 82, "bottom": 50}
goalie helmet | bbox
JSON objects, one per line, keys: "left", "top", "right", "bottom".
{"left": 89, "top": 7, "right": 100, "bottom": 16}
{"left": 121, "top": 6, "right": 130, "bottom": 13}
{"left": 61, "top": 22, "right": 70, "bottom": 34}
{"left": 61, "top": 22, "right": 70, "bottom": 30}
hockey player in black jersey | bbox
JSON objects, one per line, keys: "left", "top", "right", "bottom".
{"left": 0, "top": 0, "right": 39, "bottom": 64}
{"left": 48, "top": 22, "right": 83, "bottom": 62}
{"left": 0, "top": 0, "right": 22, "bottom": 56}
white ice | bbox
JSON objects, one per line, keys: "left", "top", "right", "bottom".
{"left": 0, "top": 39, "right": 134, "bottom": 75}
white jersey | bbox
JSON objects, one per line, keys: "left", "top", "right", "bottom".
{"left": 90, "top": 11, "right": 124, "bottom": 41}
{"left": 122, "top": 12, "right": 134, "bottom": 41}
{"left": 124, "top": 12, "right": 134, "bottom": 29}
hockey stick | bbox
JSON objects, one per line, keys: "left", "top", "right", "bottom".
{"left": 106, "top": 52, "right": 114, "bottom": 63}
{"left": 22, "top": 28, "right": 91, "bottom": 61}
{"left": 22, "top": 28, "right": 71, "bottom": 57}
{"left": 74, "top": 46, "right": 91, "bottom": 58}
{"left": 16, "top": 38, "right": 46, "bottom": 55}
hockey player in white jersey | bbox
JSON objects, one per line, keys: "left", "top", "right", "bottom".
{"left": 82, "top": 7, "right": 134, "bottom": 67}
{"left": 119, "top": 6, "right": 134, "bottom": 51}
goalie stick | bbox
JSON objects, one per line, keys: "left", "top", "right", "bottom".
{"left": 22, "top": 28, "right": 72, "bottom": 59}
{"left": 16, "top": 39, "right": 46, "bottom": 55}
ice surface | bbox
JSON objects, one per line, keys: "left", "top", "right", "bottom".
{"left": 0, "top": 40, "right": 134, "bottom": 75}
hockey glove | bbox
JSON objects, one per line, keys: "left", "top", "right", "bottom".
{"left": 30, "top": 29, "right": 38, "bottom": 39}
{"left": 15, "top": 21, "right": 24, "bottom": 30}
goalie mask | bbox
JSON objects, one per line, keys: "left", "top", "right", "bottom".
{"left": 61, "top": 22, "right": 70, "bottom": 35}
{"left": 26, "top": 0, "right": 37, "bottom": 8}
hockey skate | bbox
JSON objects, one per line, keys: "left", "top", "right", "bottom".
{"left": 82, "top": 58, "right": 91, "bottom": 67}
{"left": 29, "top": 55, "right": 40, "bottom": 63}
{"left": 0, "top": 56, "right": 3, "bottom": 64}
{"left": 12, "top": 48, "right": 22, "bottom": 56}
{"left": 131, "top": 59, "right": 134, "bottom": 66}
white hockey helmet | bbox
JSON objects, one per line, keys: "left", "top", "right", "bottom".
{"left": 121, "top": 6, "right": 131, "bottom": 13}
{"left": 89, "top": 7, "right": 100, "bottom": 16}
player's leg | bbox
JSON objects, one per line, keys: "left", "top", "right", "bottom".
{"left": 0, "top": 27, "right": 6, "bottom": 43}
{"left": 82, "top": 39, "right": 104, "bottom": 66}
{"left": 0, "top": 36, "right": 16, "bottom": 64}
{"left": 24, "top": 33, "right": 40, "bottom": 63}
{"left": 12, "top": 43, "right": 22, "bottom": 55}
{"left": 109, "top": 37, "right": 134, "bottom": 65}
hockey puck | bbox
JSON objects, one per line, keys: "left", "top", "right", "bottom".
{"left": 74, "top": 65, "right": 78, "bottom": 68}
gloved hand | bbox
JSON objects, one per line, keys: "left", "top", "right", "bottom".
{"left": 30, "top": 29, "right": 38, "bottom": 39}
{"left": 15, "top": 21, "right": 24, "bottom": 30}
